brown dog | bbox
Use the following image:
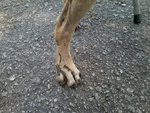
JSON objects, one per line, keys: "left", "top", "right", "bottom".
{"left": 54, "top": 0, "right": 96, "bottom": 87}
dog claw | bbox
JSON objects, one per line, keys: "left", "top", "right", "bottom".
{"left": 56, "top": 65, "right": 81, "bottom": 87}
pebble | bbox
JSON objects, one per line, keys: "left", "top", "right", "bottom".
{"left": 128, "top": 105, "right": 135, "bottom": 112}
{"left": 21, "top": 111, "right": 26, "bottom": 113}
{"left": 54, "top": 105, "right": 58, "bottom": 109}
{"left": 140, "top": 96, "right": 145, "bottom": 100}
{"left": 127, "top": 88, "right": 134, "bottom": 93}
{"left": 44, "top": 2, "right": 48, "bottom": 6}
{"left": 54, "top": 98, "right": 58, "bottom": 102}
{"left": 88, "top": 97, "right": 94, "bottom": 101}
{"left": 96, "top": 86, "right": 102, "bottom": 93}
{"left": 120, "top": 15, "right": 125, "bottom": 19}
{"left": 25, "top": 3, "right": 29, "bottom": 7}
{"left": 119, "top": 68, "right": 123, "bottom": 74}
{"left": 116, "top": 77, "right": 121, "bottom": 81}
{"left": 48, "top": 84, "right": 51, "bottom": 90}
{"left": 89, "top": 86, "right": 94, "bottom": 90}
{"left": 1, "top": 91, "right": 8, "bottom": 97}
{"left": 69, "top": 102, "right": 75, "bottom": 107}
{"left": 136, "top": 109, "right": 142, "bottom": 113}
{"left": 102, "top": 50, "right": 107, "bottom": 55}
{"left": 115, "top": 70, "right": 119, "bottom": 76}
{"left": 118, "top": 109, "right": 123, "bottom": 113}
{"left": 125, "top": 95, "right": 132, "bottom": 102}
{"left": 113, "top": 14, "right": 119, "bottom": 17}
{"left": 97, "top": 0, "right": 102, "bottom": 3}
{"left": 31, "top": 77, "right": 41, "bottom": 84}
{"left": 9, "top": 75, "right": 16, "bottom": 81}
{"left": 2, "top": 52, "right": 7, "bottom": 58}
{"left": 92, "top": 73, "right": 96, "bottom": 76}
{"left": 14, "top": 82, "right": 19, "bottom": 85}
{"left": 49, "top": 7, "right": 53, "bottom": 11}
{"left": 95, "top": 93, "right": 99, "bottom": 100}
{"left": 111, "top": 70, "right": 114, "bottom": 73}
{"left": 121, "top": 3, "right": 126, "bottom": 7}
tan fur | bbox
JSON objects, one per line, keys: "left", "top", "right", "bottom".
{"left": 54, "top": 0, "right": 96, "bottom": 87}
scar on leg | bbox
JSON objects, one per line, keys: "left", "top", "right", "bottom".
{"left": 59, "top": 53, "right": 62, "bottom": 63}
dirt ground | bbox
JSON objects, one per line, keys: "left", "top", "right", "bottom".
{"left": 0, "top": 0, "right": 150, "bottom": 113}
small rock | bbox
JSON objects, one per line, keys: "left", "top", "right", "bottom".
{"left": 89, "top": 86, "right": 94, "bottom": 90}
{"left": 121, "top": 3, "right": 126, "bottom": 7}
{"left": 119, "top": 68, "right": 123, "bottom": 73}
{"left": 118, "top": 109, "right": 123, "bottom": 113}
{"left": 97, "top": 0, "right": 102, "bottom": 3}
{"left": 88, "top": 97, "right": 94, "bottom": 101}
{"left": 96, "top": 86, "right": 102, "bottom": 93}
{"left": 49, "top": 7, "right": 53, "bottom": 11}
{"left": 136, "top": 109, "right": 142, "bottom": 113}
{"left": 140, "top": 96, "right": 145, "bottom": 100}
{"left": 54, "top": 98, "right": 58, "bottom": 102}
{"left": 84, "top": 105, "right": 87, "bottom": 109}
{"left": 9, "top": 75, "right": 15, "bottom": 81}
{"left": 1, "top": 91, "right": 8, "bottom": 97}
{"left": 54, "top": 105, "right": 58, "bottom": 109}
{"left": 115, "top": 70, "right": 119, "bottom": 76}
{"left": 125, "top": 95, "right": 132, "bottom": 102}
{"left": 3, "top": 52, "right": 7, "bottom": 58}
{"left": 31, "top": 77, "right": 41, "bottom": 84}
{"left": 45, "top": 101, "right": 49, "bottom": 105}
{"left": 50, "top": 103, "right": 54, "bottom": 108}
{"left": 47, "top": 84, "right": 51, "bottom": 90}
{"left": 120, "top": 15, "right": 125, "bottom": 19}
{"left": 111, "top": 70, "right": 114, "bottom": 73}
{"left": 4, "top": 82, "right": 8, "bottom": 86}
{"left": 14, "top": 82, "right": 19, "bottom": 85}
{"left": 100, "top": 69, "right": 103, "bottom": 73}
{"left": 70, "top": 102, "right": 75, "bottom": 107}
{"left": 44, "top": 2, "right": 48, "bottom": 6}
{"left": 75, "top": 49, "right": 78, "bottom": 53}
{"left": 128, "top": 105, "right": 135, "bottom": 112}
{"left": 94, "top": 93, "right": 99, "bottom": 100}
{"left": 21, "top": 111, "right": 25, "bottom": 113}
{"left": 113, "top": 14, "right": 118, "bottom": 17}
{"left": 127, "top": 88, "right": 134, "bottom": 93}
{"left": 116, "top": 77, "right": 121, "bottom": 81}
{"left": 63, "top": 105, "right": 67, "bottom": 110}
{"left": 25, "top": 3, "right": 29, "bottom": 7}
{"left": 102, "top": 50, "right": 107, "bottom": 55}
{"left": 123, "top": 26, "right": 127, "bottom": 31}
{"left": 97, "top": 55, "right": 101, "bottom": 59}
{"left": 92, "top": 73, "right": 96, "bottom": 76}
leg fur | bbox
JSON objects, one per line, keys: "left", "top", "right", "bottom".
{"left": 54, "top": 0, "right": 96, "bottom": 87}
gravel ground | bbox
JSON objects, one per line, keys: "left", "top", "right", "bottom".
{"left": 0, "top": 0, "right": 150, "bottom": 113}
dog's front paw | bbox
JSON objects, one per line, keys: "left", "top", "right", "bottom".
{"left": 56, "top": 63, "right": 81, "bottom": 87}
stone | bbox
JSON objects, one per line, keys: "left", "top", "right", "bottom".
{"left": 1, "top": 91, "right": 8, "bottom": 97}
{"left": 127, "top": 88, "right": 134, "bottom": 93}
{"left": 121, "top": 3, "right": 126, "bottom": 7}
{"left": 31, "top": 77, "right": 41, "bottom": 84}
{"left": 9, "top": 75, "right": 15, "bottom": 81}
{"left": 88, "top": 97, "right": 94, "bottom": 101}
{"left": 96, "top": 86, "right": 102, "bottom": 93}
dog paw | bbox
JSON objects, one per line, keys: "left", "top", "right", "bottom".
{"left": 56, "top": 64, "right": 81, "bottom": 87}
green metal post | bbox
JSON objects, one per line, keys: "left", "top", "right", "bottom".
{"left": 132, "top": 0, "right": 141, "bottom": 24}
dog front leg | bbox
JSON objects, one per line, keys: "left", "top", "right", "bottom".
{"left": 54, "top": 0, "right": 96, "bottom": 87}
